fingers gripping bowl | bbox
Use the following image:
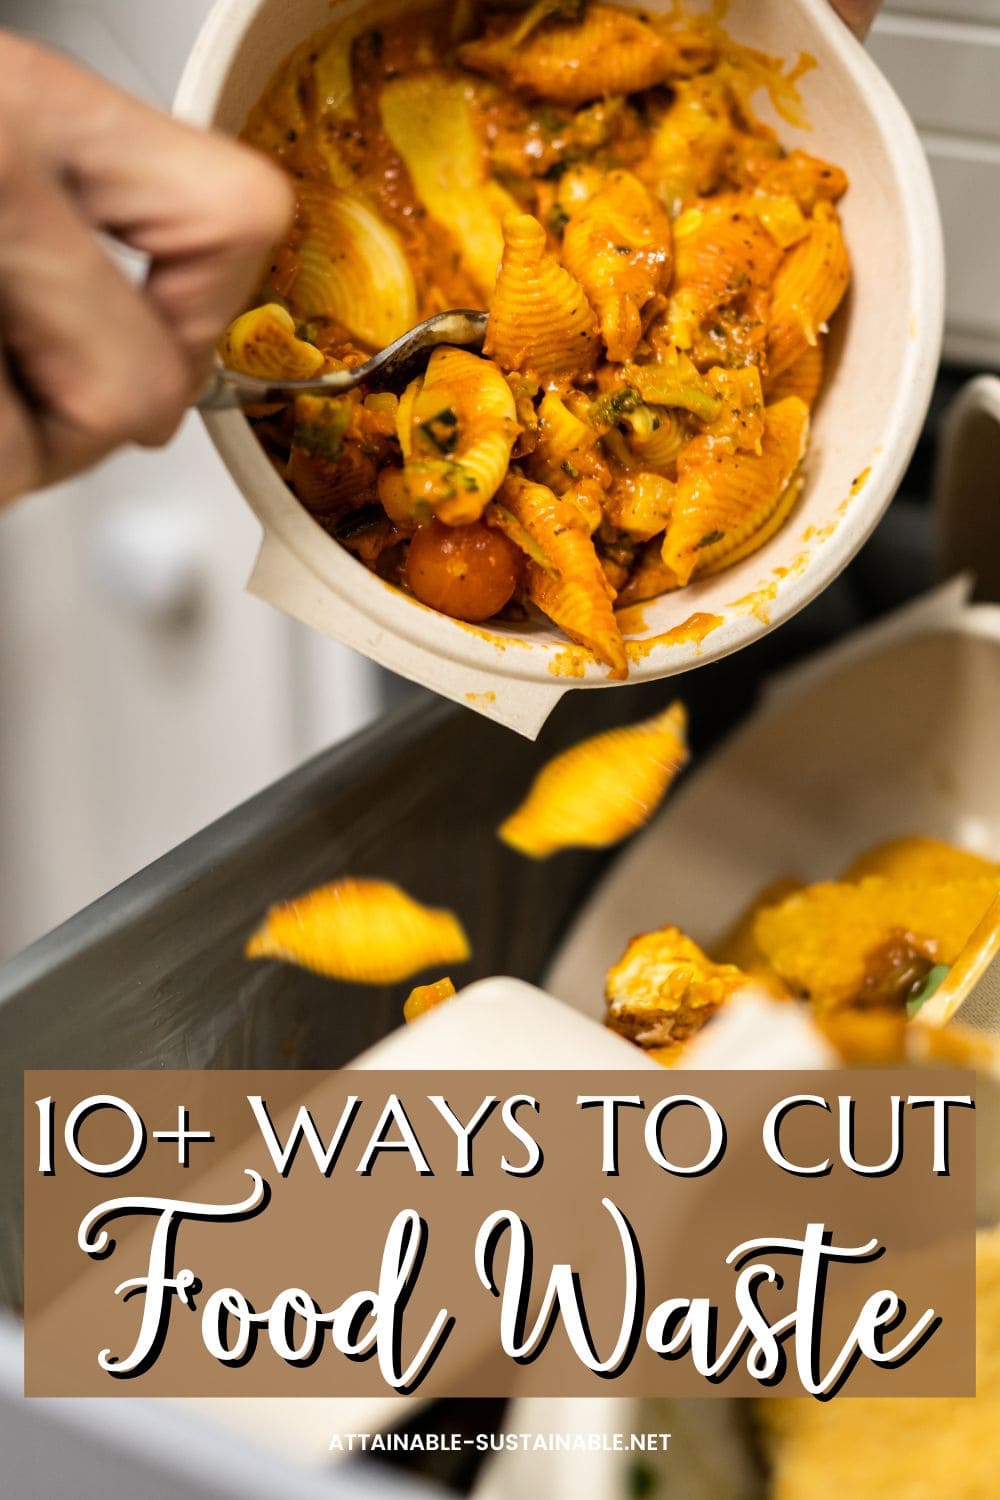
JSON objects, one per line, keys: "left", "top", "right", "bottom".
{"left": 177, "top": 0, "right": 942, "bottom": 734}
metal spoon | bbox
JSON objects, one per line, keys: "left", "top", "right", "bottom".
{"left": 197, "top": 309, "right": 488, "bottom": 411}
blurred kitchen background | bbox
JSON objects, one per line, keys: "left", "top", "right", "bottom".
{"left": 0, "top": 0, "right": 998, "bottom": 959}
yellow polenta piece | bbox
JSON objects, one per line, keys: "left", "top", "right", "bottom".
{"left": 753, "top": 876, "right": 1000, "bottom": 1009}
{"left": 245, "top": 879, "right": 470, "bottom": 984}
{"left": 605, "top": 924, "right": 745, "bottom": 1047}
{"left": 499, "top": 701, "right": 688, "bottom": 858}
{"left": 840, "top": 835, "right": 1000, "bottom": 886}
{"left": 713, "top": 878, "right": 801, "bottom": 998}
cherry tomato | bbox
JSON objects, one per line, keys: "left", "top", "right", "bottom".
{"left": 406, "top": 520, "right": 523, "bottom": 622}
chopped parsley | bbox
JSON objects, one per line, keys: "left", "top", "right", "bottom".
{"left": 418, "top": 406, "right": 460, "bottom": 454}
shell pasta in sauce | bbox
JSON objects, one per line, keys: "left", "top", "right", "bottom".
{"left": 225, "top": 0, "right": 851, "bottom": 677}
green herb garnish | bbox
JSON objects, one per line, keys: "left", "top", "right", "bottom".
{"left": 589, "top": 385, "right": 642, "bottom": 428}
{"left": 292, "top": 398, "right": 351, "bottom": 461}
{"left": 418, "top": 406, "right": 460, "bottom": 454}
{"left": 696, "top": 529, "right": 725, "bottom": 549}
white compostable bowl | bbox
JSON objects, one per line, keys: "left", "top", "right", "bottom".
{"left": 177, "top": 0, "right": 943, "bottom": 737}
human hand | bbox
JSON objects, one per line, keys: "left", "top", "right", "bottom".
{"left": 0, "top": 31, "right": 293, "bottom": 506}
{"left": 829, "top": 0, "right": 883, "bottom": 38}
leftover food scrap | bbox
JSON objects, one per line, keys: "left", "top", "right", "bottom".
{"left": 222, "top": 0, "right": 850, "bottom": 675}
{"left": 606, "top": 836, "right": 1000, "bottom": 1064}
{"left": 403, "top": 975, "right": 458, "bottom": 1021}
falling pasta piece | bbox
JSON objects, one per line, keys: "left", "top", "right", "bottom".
{"left": 499, "top": 700, "right": 688, "bottom": 858}
{"left": 403, "top": 977, "right": 457, "bottom": 1023}
{"left": 605, "top": 925, "right": 746, "bottom": 1047}
{"left": 245, "top": 878, "right": 470, "bottom": 984}
{"left": 219, "top": 304, "right": 324, "bottom": 381}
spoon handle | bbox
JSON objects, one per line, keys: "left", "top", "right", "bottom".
{"left": 196, "top": 366, "right": 361, "bottom": 411}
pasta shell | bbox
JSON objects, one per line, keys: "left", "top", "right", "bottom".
{"left": 499, "top": 700, "right": 688, "bottom": 858}
{"left": 396, "top": 347, "right": 519, "bottom": 525}
{"left": 458, "top": 4, "right": 680, "bottom": 105}
{"left": 750, "top": 193, "right": 810, "bottom": 250}
{"left": 661, "top": 395, "right": 809, "bottom": 585}
{"left": 240, "top": 27, "right": 360, "bottom": 186}
{"left": 560, "top": 170, "right": 673, "bottom": 362}
{"left": 245, "top": 878, "right": 471, "bottom": 984}
{"left": 642, "top": 74, "right": 737, "bottom": 213}
{"left": 767, "top": 202, "right": 850, "bottom": 378}
{"left": 528, "top": 390, "right": 608, "bottom": 492}
{"left": 765, "top": 340, "right": 824, "bottom": 408}
{"left": 697, "top": 473, "right": 804, "bottom": 576}
{"left": 627, "top": 409, "right": 688, "bottom": 476}
{"left": 747, "top": 150, "right": 849, "bottom": 214}
{"left": 403, "top": 977, "right": 457, "bottom": 1023}
{"left": 219, "top": 304, "right": 324, "bottom": 381}
{"left": 616, "top": 537, "right": 679, "bottom": 606}
{"left": 662, "top": 195, "right": 782, "bottom": 368}
{"left": 500, "top": 474, "right": 626, "bottom": 678}
{"left": 289, "top": 183, "right": 417, "bottom": 350}
{"left": 605, "top": 924, "right": 744, "bottom": 1047}
{"left": 671, "top": 196, "right": 783, "bottom": 323}
{"left": 379, "top": 72, "right": 518, "bottom": 300}
{"left": 605, "top": 471, "right": 675, "bottom": 542}
{"left": 702, "top": 365, "right": 766, "bottom": 453}
{"left": 485, "top": 212, "right": 600, "bottom": 383}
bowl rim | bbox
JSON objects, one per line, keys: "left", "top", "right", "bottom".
{"left": 175, "top": 0, "right": 945, "bottom": 689}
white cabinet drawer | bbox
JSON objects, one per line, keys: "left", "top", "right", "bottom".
{"left": 869, "top": 16, "right": 1000, "bottom": 141}
{"left": 923, "top": 137, "right": 1000, "bottom": 364}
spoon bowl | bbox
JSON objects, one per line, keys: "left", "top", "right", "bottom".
{"left": 197, "top": 309, "right": 488, "bottom": 410}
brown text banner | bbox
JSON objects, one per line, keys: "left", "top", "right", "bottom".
{"left": 23, "top": 1070, "right": 975, "bottom": 1398}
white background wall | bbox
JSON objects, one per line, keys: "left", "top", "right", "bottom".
{"left": 873, "top": 0, "right": 1000, "bottom": 367}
